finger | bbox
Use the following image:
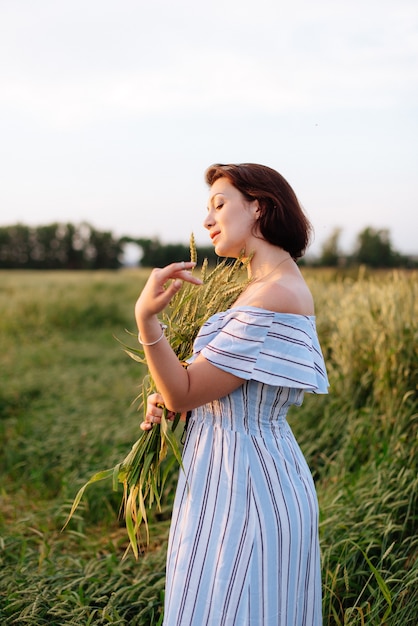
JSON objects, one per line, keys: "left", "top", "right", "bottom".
{"left": 149, "top": 392, "right": 163, "bottom": 405}
{"left": 162, "top": 272, "right": 202, "bottom": 301}
{"left": 174, "top": 260, "right": 196, "bottom": 273}
{"left": 146, "top": 412, "right": 161, "bottom": 425}
{"left": 146, "top": 404, "right": 163, "bottom": 418}
{"left": 163, "top": 279, "right": 183, "bottom": 300}
{"left": 160, "top": 262, "right": 203, "bottom": 285}
{"left": 148, "top": 398, "right": 164, "bottom": 418}
{"left": 154, "top": 393, "right": 165, "bottom": 405}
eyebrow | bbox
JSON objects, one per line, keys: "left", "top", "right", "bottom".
{"left": 207, "top": 192, "right": 224, "bottom": 210}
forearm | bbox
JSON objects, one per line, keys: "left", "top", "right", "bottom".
{"left": 137, "top": 314, "right": 243, "bottom": 413}
{"left": 138, "top": 315, "right": 191, "bottom": 413}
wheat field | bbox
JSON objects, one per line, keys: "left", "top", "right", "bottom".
{"left": 0, "top": 268, "right": 416, "bottom": 625}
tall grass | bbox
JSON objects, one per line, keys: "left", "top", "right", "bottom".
{"left": 0, "top": 268, "right": 416, "bottom": 624}
{"left": 292, "top": 268, "right": 418, "bottom": 625}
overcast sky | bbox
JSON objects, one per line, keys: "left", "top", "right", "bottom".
{"left": 1, "top": 0, "right": 417, "bottom": 257}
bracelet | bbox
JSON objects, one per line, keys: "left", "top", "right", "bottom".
{"left": 138, "top": 323, "right": 167, "bottom": 346}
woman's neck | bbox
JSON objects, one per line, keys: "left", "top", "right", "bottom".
{"left": 247, "top": 249, "right": 293, "bottom": 283}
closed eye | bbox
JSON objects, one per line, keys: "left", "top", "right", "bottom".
{"left": 215, "top": 203, "right": 224, "bottom": 210}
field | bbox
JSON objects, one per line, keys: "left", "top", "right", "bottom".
{"left": 0, "top": 268, "right": 417, "bottom": 625}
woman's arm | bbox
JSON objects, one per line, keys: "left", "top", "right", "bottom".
{"left": 135, "top": 261, "right": 243, "bottom": 413}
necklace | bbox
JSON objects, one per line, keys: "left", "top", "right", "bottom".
{"left": 250, "top": 255, "right": 292, "bottom": 285}
{"left": 235, "top": 255, "right": 293, "bottom": 307}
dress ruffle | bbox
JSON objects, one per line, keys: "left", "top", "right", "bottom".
{"left": 191, "top": 306, "right": 329, "bottom": 393}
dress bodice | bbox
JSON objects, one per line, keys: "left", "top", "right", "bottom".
{"left": 192, "top": 380, "right": 304, "bottom": 437}
{"left": 187, "top": 306, "right": 329, "bottom": 437}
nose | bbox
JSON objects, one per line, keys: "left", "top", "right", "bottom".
{"left": 203, "top": 210, "right": 214, "bottom": 230}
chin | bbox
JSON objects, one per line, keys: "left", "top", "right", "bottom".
{"left": 214, "top": 243, "right": 239, "bottom": 258}
{"left": 215, "top": 248, "right": 234, "bottom": 259}
{"left": 214, "top": 243, "right": 226, "bottom": 257}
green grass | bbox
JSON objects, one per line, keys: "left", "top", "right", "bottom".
{"left": 0, "top": 268, "right": 417, "bottom": 624}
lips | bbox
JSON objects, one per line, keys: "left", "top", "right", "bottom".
{"left": 210, "top": 231, "right": 220, "bottom": 243}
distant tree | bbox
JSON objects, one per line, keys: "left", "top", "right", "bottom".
{"left": 0, "top": 224, "right": 31, "bottom": 268}
{"left": 353, "top": 227, "right": 401, "bottom": 268}
{"left": 130, "top": 238, "right": 167, "bottom": 267}
{"left": 59, "top": 223, "right": 85, "bottom": 269}
{"left": 87, "top": 226, "right": 123, "bottom": 269}
{"left": 0, "top": 223, "right": 123, "bottom": 269}
{"left": 30, "top": 223, "right": 67, "bottom": 269}
{"left": 319, "top": 227, "right": 343, "bottom": 266}
{"left": 127, "top": 238, "right": 218, "bottom": 267}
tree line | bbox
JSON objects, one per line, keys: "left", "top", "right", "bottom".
{"left": 129, "top": 227, "right": 417, "bottom": 268}
{"left": 0, "top": 222, "right": 415, "bottom": 269}
{"left": 315, "top": 226, "right": 416, "bottom": 268}
{"left": 0, "top": 223, "right": 218, "bottom": 270}
{"left": 0, "top": 223, "right": 123, "bottom": 270}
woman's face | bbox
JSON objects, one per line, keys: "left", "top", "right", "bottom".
{"left": 204, "top": 177, "right": 259, "bottom": 257}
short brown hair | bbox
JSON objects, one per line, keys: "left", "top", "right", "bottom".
{"left": 205, "top": 163, "right": 312, "bottom": 259}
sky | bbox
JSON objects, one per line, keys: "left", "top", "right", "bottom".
{"left": 1, "top": 0, "right": 417, "bottom": 258}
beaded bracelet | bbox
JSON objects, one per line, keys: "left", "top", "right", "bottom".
{"left": 138, "top": 323, "right": 168, "bottom": 346}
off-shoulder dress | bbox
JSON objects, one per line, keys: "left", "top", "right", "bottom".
{"left": 163, "top": 306, "right": 329, "bottom": 626}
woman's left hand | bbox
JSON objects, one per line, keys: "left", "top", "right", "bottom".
{"left": 135, "top": 261, "right": 202, "bottom": 322}
{"left": 141, "top": 392, "right": 177, "bottom": 431}
{"left": 141, "top": 392, "right": 187, "bottom": 431}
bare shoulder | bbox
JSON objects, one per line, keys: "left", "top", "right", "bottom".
{"left": 245, "top": 275, "right": 315, "bottom": 316}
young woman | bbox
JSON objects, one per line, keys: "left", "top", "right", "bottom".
{"left": 135, "top": 163, "right": 329, "bottom": 626}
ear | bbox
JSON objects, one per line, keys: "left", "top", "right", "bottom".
{"left": 251, "top": 199, "right": 261, "bottom": 219}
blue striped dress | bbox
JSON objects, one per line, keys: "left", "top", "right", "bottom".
{"left": 163, "top": 306, "right": 329, "bottom": 626}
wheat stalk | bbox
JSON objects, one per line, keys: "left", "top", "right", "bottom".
{"left": 64, "top": 235, "right": 249, "bottom": 557}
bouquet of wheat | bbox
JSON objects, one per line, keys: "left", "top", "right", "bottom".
{"left": 64, "top": 236, "right": 249, "bottom": 557}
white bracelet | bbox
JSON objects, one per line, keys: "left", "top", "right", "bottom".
{"left": 138, "top": 323, "right": 167, "bottom": 346}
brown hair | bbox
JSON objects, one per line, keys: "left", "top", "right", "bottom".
{"left": 205, "top": 163, "right": 312, "bottom": 259}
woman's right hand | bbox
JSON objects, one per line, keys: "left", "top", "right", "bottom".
{"left": 140, "top": 392, "right": 177, "bottom": 431}
{"left": 135, "top": 261, "right": 201, "bottom": 323}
